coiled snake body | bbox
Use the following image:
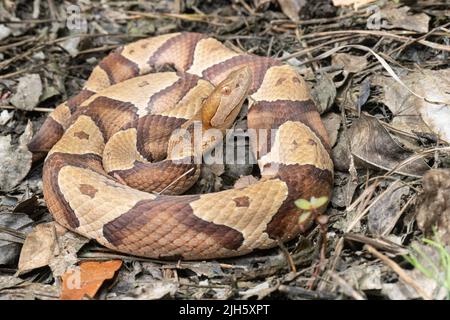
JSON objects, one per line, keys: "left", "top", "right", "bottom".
{"left": 29, "top": 33, "right": 333, "bottom": 260}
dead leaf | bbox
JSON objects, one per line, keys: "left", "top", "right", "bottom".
{"left": 0, "top": 213, "right": 33, "bottom": 265}
{"left": 0, "top": 110, "right": 13, "bottom": 126}
{"left": 0, "top": 25, "right": 11, "bottom": 41}
{"left": 239, "top": 281, "right": 278, "bottom": 300}
{"left": 346, "top": 114, "right": 429, "bottom": 177}
{"left": 10, "top": 74, "right": 43, "bottom": 110}
{"left": 331, "top": 129, "right": 351, "bottom": 172}
{"left": 13, "top": 195, "right": 38, "bottom": 215}
{"left": 194, "top": 164, "right": 224, "bottom": 193}
{"left": 332, "top": 53, "right": 368, "bottom": 74}
{"left": 40, "top": 85, "right": 60, "bottom": 102}
{"left": 0, "top": 275, "right": 60, "bottom": 300}
{"left": 0, "top": 275, "right": 23, "bottom": 291}
{"left": 106, "top": 261, "right": 178, "bottom": 299}
{"left": 368, "top": 181, "right": 410, "bottom": 236}
{"left": 333, "top": 209, "right": 362, "bottom": 233}
{"left": 312, "top": 74, "right": 336, "bottom": 114}
{"left": 332, "top": 0, "right": 376, "bottom": 9}
{"left": 380, "top": 5, "right": 430, "bottom": 33}
{"left": 416, "top": 169, "right": 450, "bottom": 244}
{"left": 104, "top": 261, "right": 144, "bottom": 297}
{"left": 60, "top": 260, "right": 122, "bottom": 300}
{"left": 0, "top": 120, "right": 33, "bottom": 192}
{"left": 182, "top": 261, "right": 224, "bottom": 278}
{"left": 277, "top": 0, "right": 306, "bottom": 22}
{"left": 60, "top": 36, "right": 81, "bottom": 57}
{"left": 331, "top": 173, "right": 358, "bottom": 208}
{"left": 281, "top": 51, "right": 303, "bottom": 67}
{"left": 18, "top": 222, "right": 57, "bottom": 274}
{"left": 322, "top": 112, "right": 341, "bottom": 147}
{"left": 330, "top": 54, "right": 368, "bottom": 90}
{"left": 340, "top": 264, "right": 382, "bottom": 291}
{"left": 108, "top": 281, "right": 178, "bottom": 300}
{"left": 254, "top": 0, "right": 272, "bottom": 11}
{"left": 374, "top": 69, "right": 450, "bottom": 143}
{"left": 49, "top": 224, "right": 89, "bottom": 278}
{"left": 212, "top": 287, "right": 234, "bottom": 300}
{"left": 234, "top": 175, "right": 258, "bottom": 189}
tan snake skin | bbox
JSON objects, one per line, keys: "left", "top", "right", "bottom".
{"left": 28, "top": 32, "right": 334, "bottom": 260}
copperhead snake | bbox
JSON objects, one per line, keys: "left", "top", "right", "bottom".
{"left": 28, "top": 32, "right": 334, "bottom": 260}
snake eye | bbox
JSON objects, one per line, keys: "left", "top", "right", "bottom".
{"left": 221, "top": 86, "right": 231, "bottom": 95}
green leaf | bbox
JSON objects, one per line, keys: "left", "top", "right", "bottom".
{"left": 294, "top": 199, "right": 312, "bottom": 210}
{"left": 310, "top": 196, "right": 329, "bottom": 209}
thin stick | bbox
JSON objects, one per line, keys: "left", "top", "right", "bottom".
{"left": 365, "top": 245, "right": 432, "bottom": 300}
{"left": 0, "top": 105, "right": 54, "bottom": 113}
{"left": 156, "top": 167, "right": 196, "bottom": 195}
{"left": 390, "top": 22, "right": 450, "bottom": 56}
{"left": 277, "top": 240, "right": 297, "bottom": 273}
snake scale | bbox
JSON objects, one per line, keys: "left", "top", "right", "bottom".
{"left": 28, "top": 32, "right": 334, "bottom": 260}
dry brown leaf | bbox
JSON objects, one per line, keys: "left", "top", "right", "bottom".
{"left": 416, "top": 169, "right": 450, "bottom": 244}
{"left": 339, "top": 264, "right": 382, "bottom": 291}
{"left": 347, "top": 114, "right": 429, "bottom": 177}
{"left": 0, "top": 120, "right": 33, "bottom": 191}
{"left": 108, "top": 281, "right": 178, "bottom": 300}
{"left": 15, "top": 220, "right": 88, "bottom": 277}
{"left": 277, "top": 0, "right": 306, "bottom": 22}
{"left": 10, "top": 74, "right": 43, "bottom": 110}
{"left": 322, "top": 112, "right": 341, "bottom": 147}
{"left": 312, "top": 74, "right": 336, "bottom": 114}
{"left": 0, "top": 275, "right": 23, "bottom": 291}
{"left": 374, "top": 69, "right": 450, "bottom": 143}
{"left": 182, "top": 261, "right": 225, "bottom": 278}
{"left": 331, "top": 129, "right": 351, "bottom": 172}
{"left": 332, "top": 0, "right": 376, "bottom": 9}
{"left": 332, "top": 53, "right": 368, "bottom": 74}
{"left": 331, "top": 173, "right": 358, "bottom": 208}
{"left": 368, "top": 181, "right": 410, "bottom": 236}
{"left": 13, "top": 195, "right": 38, "bottom": 215}
{"left": 60, "top": 260, "right": 122, "bottom": 300}
{"left": 333, "top": 209, "right": 362, "bottom": 232}
{"left": 18, "top": 222, "right": 57, "bottom": 274}
{"left": 0, "top": 275, "right": 60, "bottom": 300}
{"left": 380, "top": 5, "right": 430, "bottom": 33}
{"left": 0, "top": 212, "right": 33, "bottom": 265}
{"left": 105, "top": 261, "right": 178, "bottom": 300}
{"left": 49, "top": 224, "right": 89, "bottom": 278}
{"left": 234, "top": 175, "right": 258, "bottom": 189}
{"left": 239, "top": 281, "right": 277, "bottom": 299}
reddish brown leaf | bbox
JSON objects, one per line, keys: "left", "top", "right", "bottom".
{"left": 60, "top": 260, "right": 122, "bottom": 300}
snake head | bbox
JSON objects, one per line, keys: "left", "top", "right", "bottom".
{"left": 201, "top": 66, "right": 253, "bottom": 130}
